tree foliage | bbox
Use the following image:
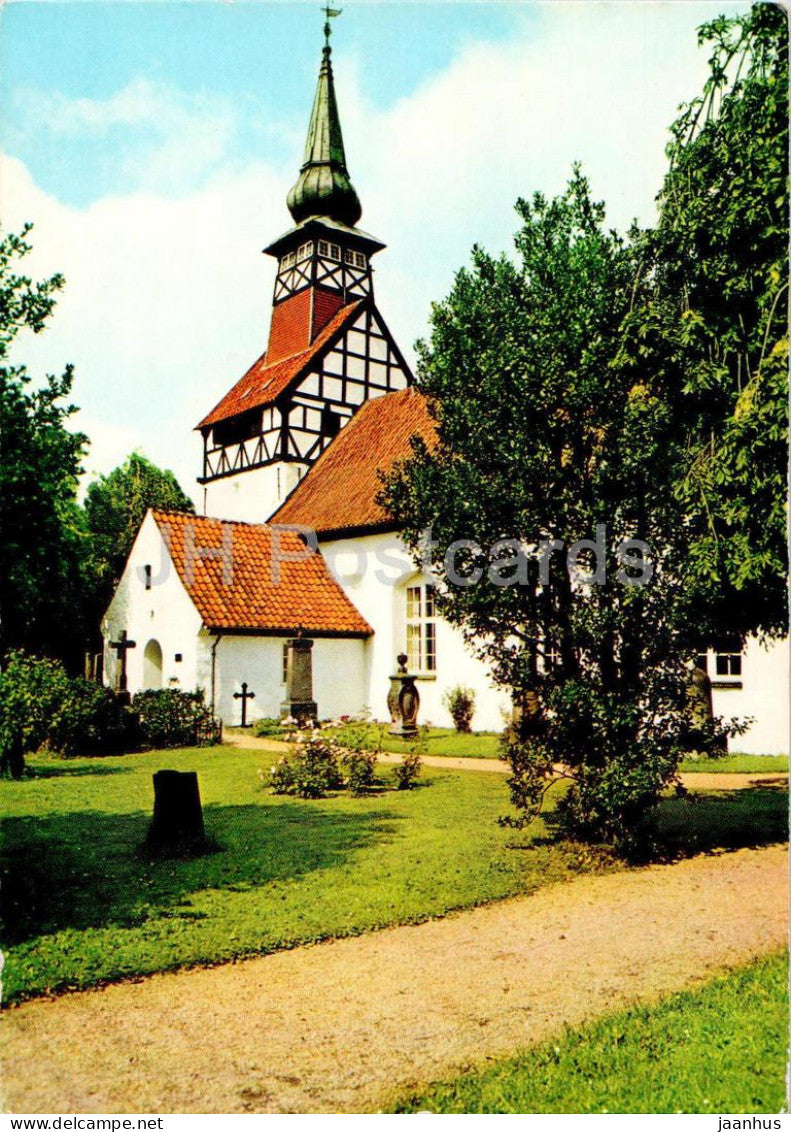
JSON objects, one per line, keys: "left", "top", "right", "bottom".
{"left": 0, "top": 225, "right": 88, "bottom": 663}
{"left": 83, "top": 451, "right": 194, "bottom": 628}
{"left": 632, "top": 2, "right": 789, "bottom": 639}
{"left": 382, "top": 172, "right": 694, "bottom": 854}
{"left": 381, "top": 4, "right": 786, "bottom": 851}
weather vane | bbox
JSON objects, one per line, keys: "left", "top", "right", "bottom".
{"left": 322, "top": 4, "right": 342, "bottom": 48}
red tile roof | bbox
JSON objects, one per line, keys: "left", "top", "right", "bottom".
{"left": 197, "top": 299, "right": 362, "bottom": 430}
{"left": 270, "top": 387, "right": 437, "bottom": 537}
{"left": 266, "top": 288, "right": 346, "bottom": 364}
{"left": 152, "top": 510, "right": 372, "bottom": 636}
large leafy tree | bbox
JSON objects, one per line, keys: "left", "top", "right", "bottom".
{"left": 83, "top": 451, "right": 194, "bottom": 630}
{"left": 0, "top": 225, "right": 89, "bottom": 664}
{"left": 381, "top": 4, "right": 786, "bottom": 852}
{"left": 382, "top": 172, "right": 694, "bottom": 854}
{"left": 633, "top": 2, "right": 788, "bottom": 640}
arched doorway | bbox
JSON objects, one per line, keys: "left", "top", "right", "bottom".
{"left": 143, "top": 639, "right": 163, "bottom": 690}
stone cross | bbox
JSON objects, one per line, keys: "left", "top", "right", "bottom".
{"left": 109, "top": 629, "right": 136, "bottom": 694}
{"left": 233, "top": 681, "right": 256, "bottom": 727}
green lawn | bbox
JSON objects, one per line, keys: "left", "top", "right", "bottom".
{"left": 326, "top": 724, "right": 502, "bottom": 758}
{"left": 0, "top": 745, "right": 596, "bottom": 1004}
{"left": 2, "top": 747, "right": 785, "bottom": 1006}
{"left": 330, "top": 724, "right": 788, "bottom": 773}
{"left": 392, "top": 952, "right": 788, "bottom": 1114}
{"left": 678, "top": 753, "right": 788, "bottom": 775}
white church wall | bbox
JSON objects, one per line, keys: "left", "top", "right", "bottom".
{"left": 711, "top": 635, "right": 789, "bottom": 756}
{"left": 102, "top": 513, "right": 204, "bottom": 696}
{"left": 321, "top": 532, "right": 512, "bottom": 731}
{"left": 212, "top": 634, "right": 368, "bottom": 726}
{"left": 202, "top": 462, "right": 306, "bottom": 525}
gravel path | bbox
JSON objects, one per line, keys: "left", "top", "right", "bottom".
{"left": 227, "top": 731, "right": 786, "bottom": 790}
{"left": 3, "top": 844, "right": 785, "bottom": 1114}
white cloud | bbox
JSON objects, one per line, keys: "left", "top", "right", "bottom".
{"left": 12, "top": 77, "right": 240, "bottom": 195}
{"left": 0, "top": 2, "right": 748, "bottom": 502}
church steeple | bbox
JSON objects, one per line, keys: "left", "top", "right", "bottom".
{"left": 286, "top": 12, "right": 362, "bottom": 228}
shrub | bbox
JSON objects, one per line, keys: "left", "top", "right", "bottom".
{"left": 0, "top": 652, "right": 71, "bottom": 776}
{"left": 253, "top": 717, "right": 287, "bottom": 739}
{"left": 341, "top": 749, "right": 378, "bottom": 795}
{"left": 47, "top": 678, "right": 129, "bottom": 758}
{"left": 392, "top": 728, "right": 425, "bottom": 790}
{"left": 132, "top": 689, "right": 221, "bottom": 749}
{"left": 330, "top": 716, "right": 387, "bottom": 753}
{"left": 443, "top": 686, "right": 476, "bottom": 733}
{"left": 268, "top": 730, "right": 344, "bottom": 798}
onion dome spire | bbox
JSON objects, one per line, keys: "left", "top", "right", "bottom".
{"left": 286, "top": 9, "right": 362, "bottom": 228}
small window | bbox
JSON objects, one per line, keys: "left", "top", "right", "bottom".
{"left": 715, "top": 649, "right": 742, "bottom": 677}
{"left": 321, "top": 406, "right": 341, "bottom": 438}
{"left": 174, "top": 653, "right": 183, "bottom": 663}
{"left": 329, "top": 242, "right": 340, "bottom": 261}
{"left": 282, "top": 642, "right": 289, "bottom": 684}
{"left": 355, "top": 251, "right": 366, "bottom": 268}
{"left": 406, "top": 582, "right": 437, "bottom": 673}
{"left": 297, "top": 241, "right": 313, "bottom": 262}
{"left": 144, "top": 564, "right": 152, "bottom": 591}
{"left": 318, "top": 240, "right": 329, "bottom": 257}
{"left": 282, "top": 251, "right": 296, "bottom": 269}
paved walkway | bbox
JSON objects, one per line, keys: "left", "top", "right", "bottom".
{"left": 226, "top": 730, "right": 787, "bottom": 791}
{"left": 4, "top": 844, "right": 786, "bottom": 1114}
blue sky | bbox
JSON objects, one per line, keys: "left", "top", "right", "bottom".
{"left": 2, "top": 3, "right": 526, "bottom": 205}
{"left": 1, "top": 1, "right": 748, "bottom": 499}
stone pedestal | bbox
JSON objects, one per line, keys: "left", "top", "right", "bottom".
{"left": 281, "top": 638, "right": 317, "bottom": 723}
{"left": 387, "top": 653, "right": 420, "bottom": 737}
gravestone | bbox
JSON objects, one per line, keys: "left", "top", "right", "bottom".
{"left": 387, "top": 653, "right": 419, "bottom": 737}
{"left": 233, "top": 681, "right": 255, "bottom": 727}
{"left": 280, "top": 638, "right": 317, "bottom": 723}
{"left": 146, "top": 769, "right": 207, "bottom": 855}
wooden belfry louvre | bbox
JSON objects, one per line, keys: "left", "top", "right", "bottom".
{"left": 196, "top": 13, "right": 412, "bottom": 495}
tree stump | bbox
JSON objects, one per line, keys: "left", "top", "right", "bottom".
{"left": 146, "top": 769, "right": 207, "bottom": 854}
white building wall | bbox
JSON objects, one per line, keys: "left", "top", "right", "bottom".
{"left": 321, "top": 531, "right": 512, "bottom": 731}
{"left": 102, "top": 513, "right": 204, "bottom": 696}
{"left": 202, "top": 462, "right": 306, "bottom": 525}
{"left": 213, "top": 633, "right": 368, "bottom": 726}
{"left": 710, "top": 636, "right": 789, "bottom": 755}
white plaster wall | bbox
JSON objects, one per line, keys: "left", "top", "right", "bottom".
{"left": 321, "top": 532, "right": 512, "bottom": 731}
{"left": 202, "top": 462, "right": 306, "bottom": 525}
{"left": 711, "top": 636, "right": 789, "bottom": 755}
{"left": 102, "top": 513, "right": 204, "bottom": 696}
{"left": 213, "top": 633, "right": 368, "bottom": 726}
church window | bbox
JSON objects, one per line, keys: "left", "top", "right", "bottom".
{"left": 297, "top": 241, "right": 313, "bottom": 262}
{"left": 714, "top": 639, "right": 742, "bottom": 677}
{"left": 318, "top": 240, "right": 329, "bottom": 257}
{"left": 344, "top": 248, "right": 355, "bottom": 264}
{"left": 144, "top": 564, "right": 152, "bottom": 591}
{"left": 321, "top": 405, "right": 341, "bottom": 438}
{"left": 354, "top": 251, "right": 366, "bottom": 268}
{"left": 406, "top": 584, "right": 437, "bottom": 674}
{"left": 328, "top": 242, "right": 341, "bottom": 261}
{"left": 282, "top": 642, "right": 289, "bottom": 684}
{"left": 282, "top": 251, "right": 296, "bottom": 269}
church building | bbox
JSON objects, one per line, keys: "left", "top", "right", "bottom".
{"left": 102, "top": 20, "right": 788, "bottom": 754}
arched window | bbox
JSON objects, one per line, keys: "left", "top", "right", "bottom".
{"left": 406, "top": 582, "right": 437, "bottom": 674}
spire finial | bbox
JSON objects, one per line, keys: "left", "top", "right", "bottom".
{"left": 285, "top": 6, "right": 361, "bottom": 228}
{"left": 322, "top": 5, "right": 342, "bottom": 50}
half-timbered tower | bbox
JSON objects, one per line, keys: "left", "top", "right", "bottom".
{"left": 197, "top": 20, "right": 413, "bottom": 523}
